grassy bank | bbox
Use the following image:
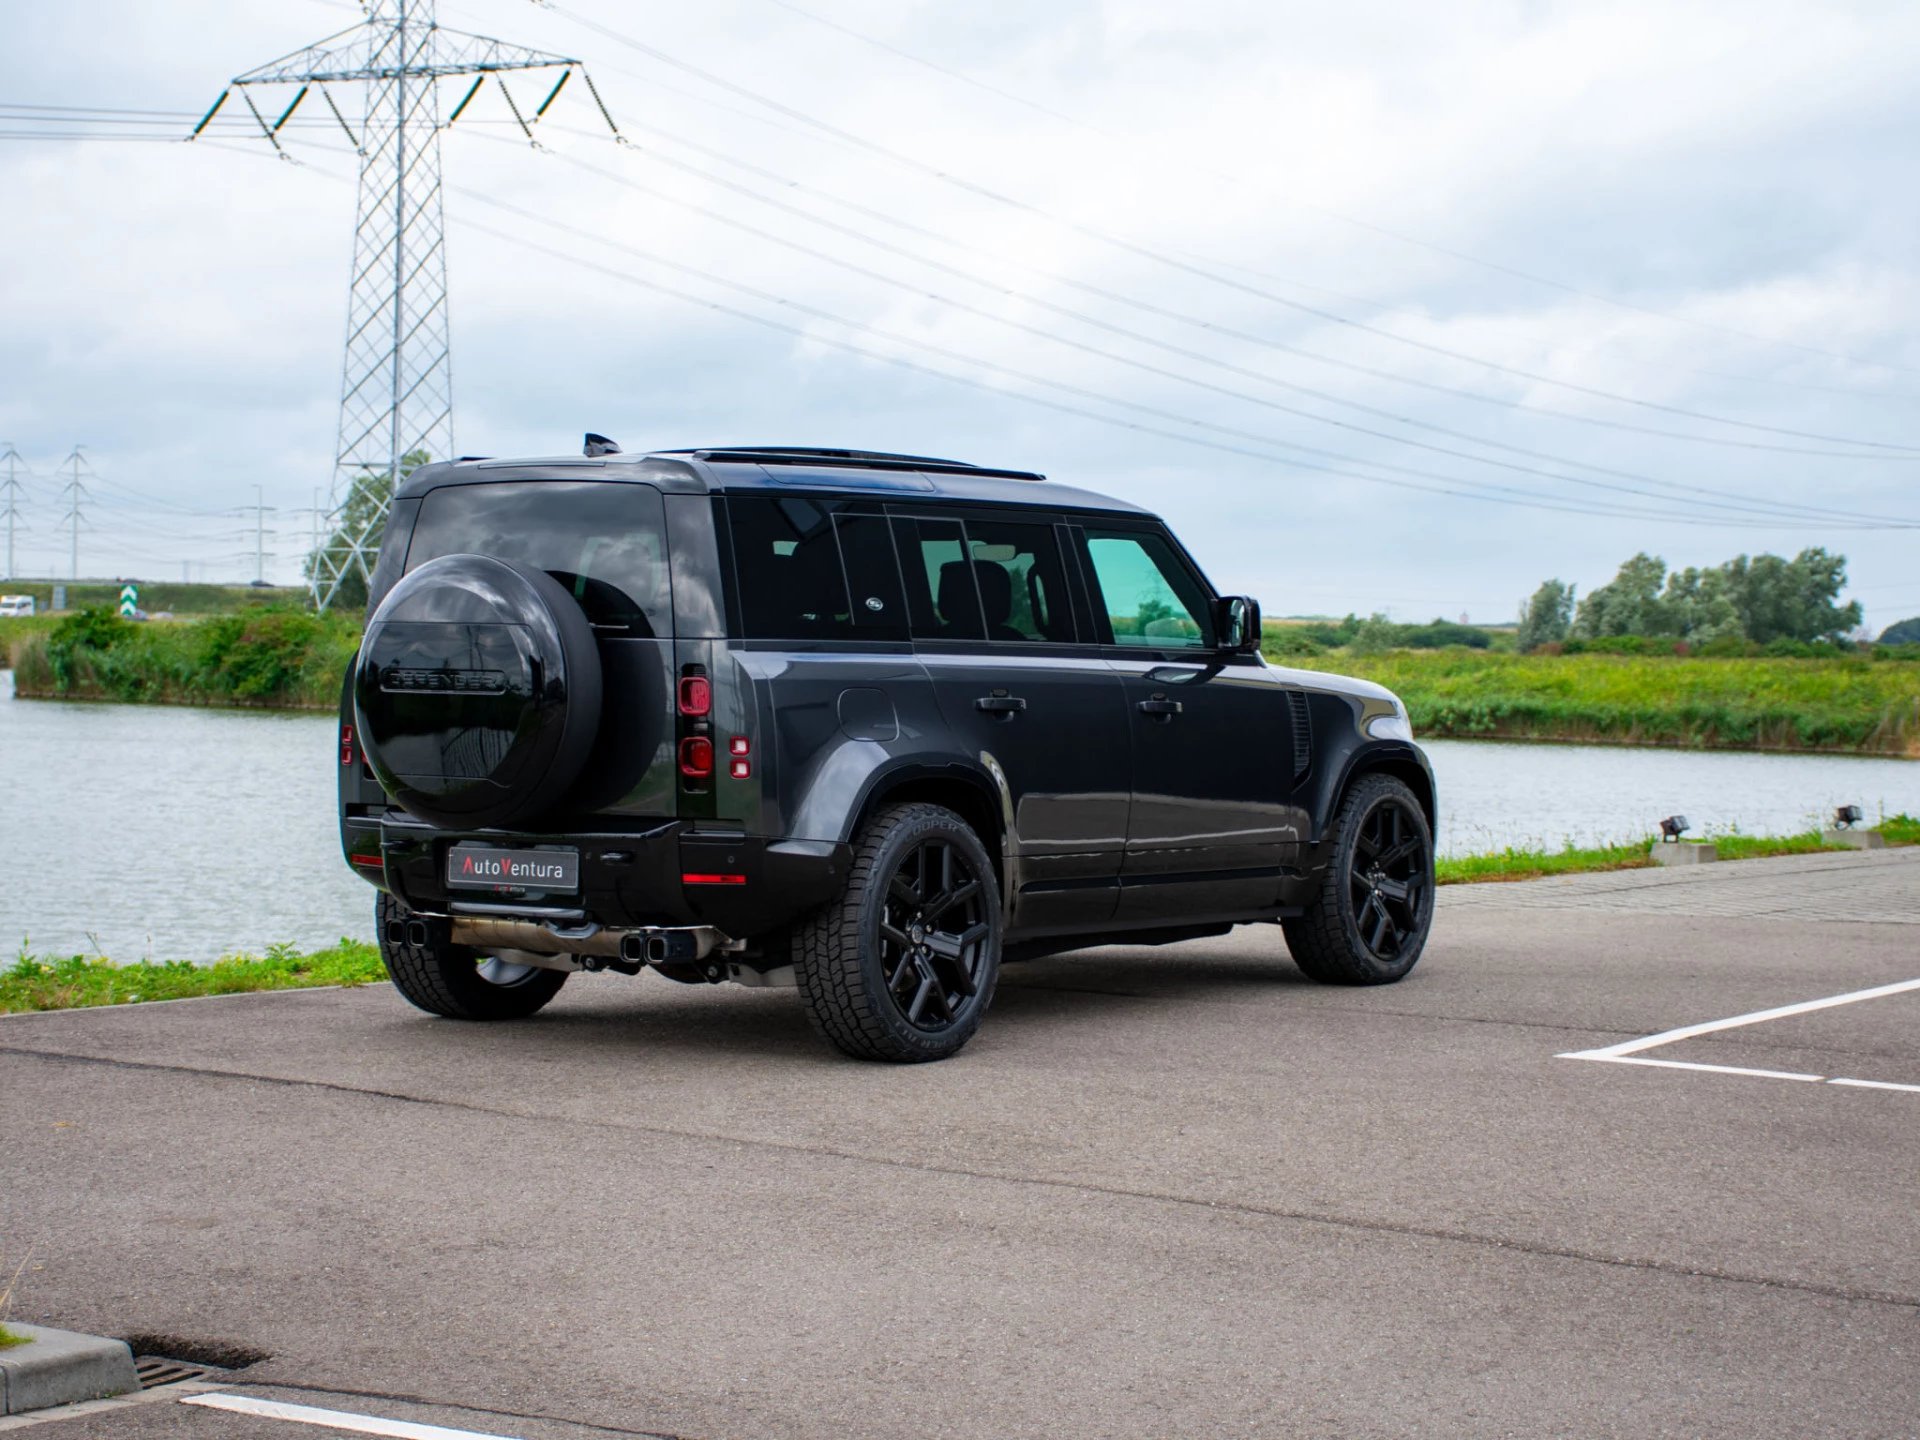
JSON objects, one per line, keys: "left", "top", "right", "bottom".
{"left": 1275, "top": 647, "right": 1920, "bottom": 756}
{"left": 0, "top": 940, "right": 382, "bottom": 1015}
{"left": 1433, "top": 815, "right": 1918, "bottom": 884}
{"left": 7, "top": 607, "right": 360, "bottom": 709}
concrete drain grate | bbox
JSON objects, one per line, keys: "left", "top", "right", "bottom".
{"left": 119, "top": 1333, "right": 267, "bottom": 1372}
{"left": 134, "top": 1355, "right": 213, "bottom": 1390}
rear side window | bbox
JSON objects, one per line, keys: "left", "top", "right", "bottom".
{"left": 894, "top": 515, "right": 980, "bottom": 641}
{"left": 729, "top": 497, "right": 907, "bottom": 641}
{"left": 893, "top": 511, "right": 1076, "bottom": 644}
{"left": 960, "top": 515, "right": 1074, "bottom": 643}
{"left": 406, "top": 481, "right": 671, "bottom": 635}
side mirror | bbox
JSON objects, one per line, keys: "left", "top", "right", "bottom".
{"left": 1214, "top": 595, "right": 1262, "bottom": 654}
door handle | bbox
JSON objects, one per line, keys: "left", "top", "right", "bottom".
{"left": 975, "top": 694, "right": 1027, "bottom": 716}
{"left": 1137, "top": 695, "right": 1183, "bottom": 718}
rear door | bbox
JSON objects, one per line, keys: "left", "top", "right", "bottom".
{"left": 892, "top": 505, "right": 1131, "bottom": 932}
{"left": 1072, "top": 521, "right": 1304, "bottom": 919}
{"left": 724, "top": 492, "right": 929, "bottom": 842}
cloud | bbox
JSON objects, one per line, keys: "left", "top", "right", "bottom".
{"left": 0, "top": 0, "right": 1914, "bottom": 626}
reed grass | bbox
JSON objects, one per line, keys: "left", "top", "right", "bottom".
{"left": 7, "top": 608, "right": 359, "bottom": 710}
{"left": 1277, "top": 648, "right": 1920, "bottom": 756}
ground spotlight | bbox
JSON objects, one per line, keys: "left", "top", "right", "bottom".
{"left": 1659, "top": 815, "right": 1691, "bottom": 843}
{"left": 1834, "top": 804, "right": 1864, "bottom": 830}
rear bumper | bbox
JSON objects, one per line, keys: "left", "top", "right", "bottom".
{"left": 342, "top": 812, "right": 849, "bottom": 938}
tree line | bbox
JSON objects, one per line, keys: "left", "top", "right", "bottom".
{"left": 1515, "top": 548, "right": 1875, "bottom": 652}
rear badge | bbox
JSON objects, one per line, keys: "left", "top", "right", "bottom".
{"left": 382, "top": 665, "right": 508, "bottom": 694}
{"left": 446, "top": 844, "right": 580, "bottom": 892}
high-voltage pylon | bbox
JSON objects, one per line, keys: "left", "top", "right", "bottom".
{"left": 198, "top": 1, "right": 620, "bottom": 609}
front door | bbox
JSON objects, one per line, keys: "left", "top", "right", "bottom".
{"left": 1074, "top": 523, "right": 1306, "bottom": 920}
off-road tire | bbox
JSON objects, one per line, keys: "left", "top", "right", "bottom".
{"left": 793, "top": 802, "right": 1002, "bottom": 1062}
{"left": 376, "top": 893, "right": 568, "bottom": 1020}
{"left": 1283, "top": 773, "right": 1434, "bottom": 986}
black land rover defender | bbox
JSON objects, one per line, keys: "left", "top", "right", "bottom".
{"left": 339, "top": 443, "right": 1436, "bottom": 1061}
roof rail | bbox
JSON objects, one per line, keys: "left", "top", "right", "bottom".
{"left": 676, "top": 446, "right": 1045, "bottom": 483}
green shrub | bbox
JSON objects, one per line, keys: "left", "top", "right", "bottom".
{"left": 1261, "top": 627, "right": 1325, "bottom": 657}
{"left": 1564, "top": 634, "right": 1685, "bottom": 656}
{"left": 10, "top": 606, "right": 360, "bottom": 709}
{"left": 1398, "top": 620, "right": 1492, "bottom": 650}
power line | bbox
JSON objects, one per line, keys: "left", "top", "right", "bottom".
{"left": 512, "top": 71, "right": 1918, "bottom": 408}
{"left": 738, "top": 0, "right": 1920, "bottom": 380}
{"left": 496, "top": 133, "right": 1919, "bottom": 531}
{"left": 450, "top": 148, "right": 1918, "bottom": 531}
{"left": 447, "top": 206, "right": 1895, "bottom": 531}
{"left": 261, "top": 142, "right": 1911, "bottom": 531}
{"left": 541, "top": 2, "right": 1920, "bottom": 448}
{"left": 527, "top": 130, "right": 1903, "bottom": 463}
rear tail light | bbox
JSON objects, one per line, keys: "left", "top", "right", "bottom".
{"left": 677, "top": 662, "right": 715, "bottom": 809}
{"left": 340, "top": 723, "right": 356, "bottom": 767}
{"left": 678, "top": 736, "right": 714, "bottom": 778}
{"left": 677, "top": 675, "right": 712, "bottom": 716}
{"left": 728, "top": 735, "right": 750, "bottom": 779}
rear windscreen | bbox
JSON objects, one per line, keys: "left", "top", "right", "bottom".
{"left": 405, "top": 481, "right": 671, "bottom": 636}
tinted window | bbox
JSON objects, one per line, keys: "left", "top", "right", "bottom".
{"left": 893, "top": 515, "right": 981, "bottom": 641}
{"left": 961, "top": 516, "right": 1074, "bottom": 643}
{"left": 894, "top": 512, "right": 1078, "bottom": 644}
{"left": 730, "top": 497, "right": 907, "bottom": 640}
{"left": 1083, "top": 528, "right": 1211, "bottom": 648}
{"left": 406, "top": 481, "right": 670, "bottom": 635}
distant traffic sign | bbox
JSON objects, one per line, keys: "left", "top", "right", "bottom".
{"left": 119, "top": 583, "right": 138, "bottom": 618}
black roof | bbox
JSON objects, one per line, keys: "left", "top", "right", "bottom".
{"left": 398, "top": 445, "right": 1145, "bottom": 515}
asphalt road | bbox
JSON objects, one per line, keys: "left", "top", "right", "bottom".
{"left": 3, "top": 849, "right": 1917, "bottom": 1439}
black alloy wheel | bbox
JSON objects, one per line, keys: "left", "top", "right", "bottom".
{"left": 1348, "top": 796, "right": 1428, "bottom": 964}
{"left": 877, "top": 836, "right": 993, "bottom": 1031}
{"left": 1283, "top": 773, "right": 1434, "bottom": 985}
{"left": 793, "top": 802, "right": 1003, "bottom": 1062}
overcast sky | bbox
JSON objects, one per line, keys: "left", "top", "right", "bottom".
{"left": 2, "top": 0, "right": 1916, "bottom": 629}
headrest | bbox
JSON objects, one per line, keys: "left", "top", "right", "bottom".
{"left": 936, "top": 559, "right": 976, "bottom": 628}
{"left": 972, "top": 560, "right": 1013, "bottom": 625}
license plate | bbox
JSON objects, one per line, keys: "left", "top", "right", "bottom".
{"left": 445, "top": 844, "right": 580, "bottom": 893}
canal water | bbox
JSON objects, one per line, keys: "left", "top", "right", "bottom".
{"left": 6, "top": 672, "right": 1918, "bottom": 963}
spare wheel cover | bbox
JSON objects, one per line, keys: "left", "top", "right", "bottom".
{"left": 354, "top": 553, "right": 604, "bottom": 829}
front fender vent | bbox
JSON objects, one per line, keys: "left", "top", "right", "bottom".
{"left": 1287, "top": 690, "right": 1312, "bottom": 782}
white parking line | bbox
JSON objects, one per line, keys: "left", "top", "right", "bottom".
{"left": 180, "top": 1393, "right": 523, "bottom": 1440}
{"left": 1559, "top": 977, "right": 1920, "bottom": 1094}
{"left": 1828, "top": 1076, "right": 1920, "bottom": 1094}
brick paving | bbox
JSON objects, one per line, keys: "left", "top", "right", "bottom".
{"left": 1441, "top": 845, "right": 1920, "bottom": 924}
